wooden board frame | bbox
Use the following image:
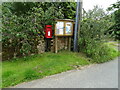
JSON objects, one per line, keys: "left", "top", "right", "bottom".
{"left": 55, "top": 19, "right": 74, "bottom": 36}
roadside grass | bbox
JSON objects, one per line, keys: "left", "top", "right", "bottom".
{"left": 90, "top": 41, "right": 120, "bottom": 63}
{"left": 99, "top": 44, "right": 120, "bottom": 62}
{"left": 2, "top": 41, "right": 120, "bottom": 88}
{"left": 106, "top": 41, "right": 119, "bottom": 47}
{"left": 2, "top": 51, "right": 90, "bottom": 88}
{"left": 0, "top": 62, "right": 2, "bottom": 88}
{"left": 104, "top": 41, "right": 120, "bottom": 57}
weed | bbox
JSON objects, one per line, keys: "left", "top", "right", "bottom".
{"left": 24, "top": 69, "right": 39, "bottom": 80}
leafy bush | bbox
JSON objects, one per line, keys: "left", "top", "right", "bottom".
{"left": 2, "top": 2, "right": 76, "bottom": 60}
{"left": 79, "top": 19, "right": 118, "bottom": 63}
{"left": 108, "top": 9, "right": 120, "bottom": 40}
{"left": 107, "top": 1, "right": 120, "bottom": 40}
{"left": 86, "top": 43, "right": 118, "bottom": 63}
{"left": 79, "top": 6, "right": 117, "bottom": 63}
{"left": 2, "top": 6, "right": 44, "bottom": 59}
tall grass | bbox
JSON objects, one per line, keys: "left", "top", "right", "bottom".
{"left": 90, "top": 42, "right": 119, "bottom": 63}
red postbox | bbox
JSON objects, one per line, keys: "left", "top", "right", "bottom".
{"left": 45, "top": 25, "right": 52, "bottom": 38}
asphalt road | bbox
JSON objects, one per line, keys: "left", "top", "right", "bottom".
{"left": 13, "top": 58, "right": 118, "bottom": 88}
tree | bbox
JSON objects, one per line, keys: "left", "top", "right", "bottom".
{"left": 5, "top": 2, "right": 76, "bottom": 19}
{"left": 79, "top": 6, "right": 113, "bottom": 63}
{"left": 83, "top": 5, "right": 106, "bottom": 20}
{"left": 107, "top": 1, "right": 120, "bottom": 40}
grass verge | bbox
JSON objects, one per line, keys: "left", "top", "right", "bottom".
{"left": 2, "top": 51, "right": 90, "bottom": 88}
{"left": 2, "top": 41, "right": 120, "bottom": 88}
{"left": 92, "top": 42, "right": 120, "bottom": 63}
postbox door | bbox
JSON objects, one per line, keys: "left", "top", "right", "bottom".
{"left": 45, "top": 27, "right": 52, "bottom": 38}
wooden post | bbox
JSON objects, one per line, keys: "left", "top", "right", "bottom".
{"left": 68, "top": 37, "right": 71, "bottom": 51}
{"left": 55, "top": 36, "right": 58, "bottom": 53}
{"left": 65, "top": 37, "right": 68, "bottom": 50}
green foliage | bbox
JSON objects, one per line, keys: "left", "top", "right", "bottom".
{"left": 85, "top": 43, "right": 119, "bottom": 63}
{"left": 79, "top": 6, "right": 117, "bottom": 63}
{"left": 2, "top": 2, "right": 76, "bottom": 60}
{"left": 2, "top": 8, "right": 42, "bottom": 57}
{"left": 5, "top": 2, "right": 76, "bottom": 19}
{"left": 11, "top": 2, "right": 35, "bottom": 15}
{"left": 2, "top": 51, "right": 90, "bottom": 87}
{"left": 107, "top": 1, "right": 120, "bottom": 40}
{"left": 83, "top": 5, "right": 106, "bottom": 20}
{"left": 107, "top": 1, "right": 120, "bottom": 10}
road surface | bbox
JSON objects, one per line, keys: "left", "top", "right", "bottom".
{"left": 13, "top": 58, "right": 118, "bottom": 88}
